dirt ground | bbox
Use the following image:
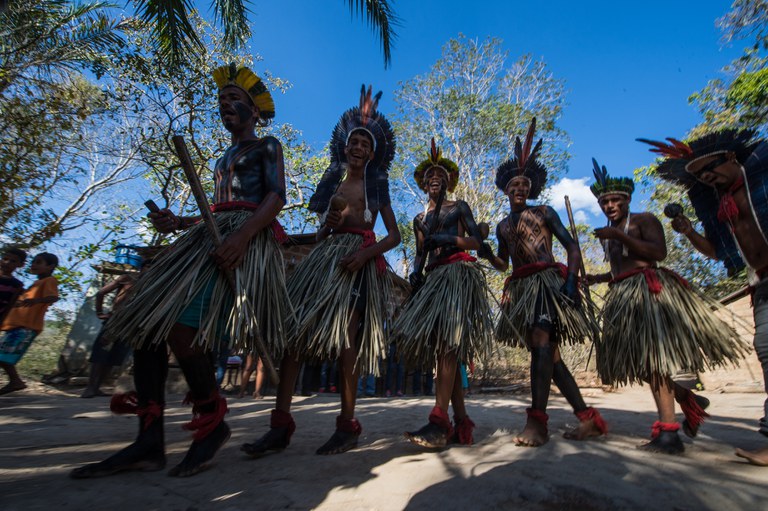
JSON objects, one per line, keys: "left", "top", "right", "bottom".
{"left": 1, "top": 382, "right": 766, "bottom": 511}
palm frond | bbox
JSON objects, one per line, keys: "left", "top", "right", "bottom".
{"left": 212, "top": 0, "right": 251, "bottom": 49}
{"left": 133, "top": 0, "right": 202, "bottom": 69}
{"left": 345, "top": 0, "right": 399, "bottom": 68}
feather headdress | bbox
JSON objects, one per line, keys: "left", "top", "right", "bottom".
{"left": 308, "top": 85, "right": 395, "bottom": 222}
{"left": 495, "top": 117, "right": 547, "bottom": 199}
{"left": 212, "top": 63, "right": 275, "bottom": 119}
{"left": 637, "top": 129, "right": 764, "bottom": 275}
{"left": 589, "top": 158, "right": 634, "bottom": 198}
{"left": 413, "top": 138, "right": 460, "bottom": 192}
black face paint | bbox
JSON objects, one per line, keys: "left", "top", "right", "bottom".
{"left": 234, "top": 101, "right": 252, "bottom": 124}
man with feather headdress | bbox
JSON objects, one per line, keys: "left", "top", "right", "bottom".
{"left": 242, "top": 85, "right": 400, "bottom": 456}
{"left": 588, "top": 157, "right": 746, "bottom": 455}
{"left": 391, "top": 139, "right": 493, "bottom": 449}
{"left": 71, "top": 64, "right": 293, "bottom": 478}
{"left": 638, "top": 130, "right": 768, "bottom": 464}
{"left": 482, "top": 118, "right": 605, "bottom": 447}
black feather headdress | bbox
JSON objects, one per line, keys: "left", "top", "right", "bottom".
{"left": 309, "top": 85, "right": 396, "bottom": 220}
{"left": 495, "top": 117, "right": 547, "bottom": 199}
{"left": 589, "top": 158, "right": 634, "bottom": 198}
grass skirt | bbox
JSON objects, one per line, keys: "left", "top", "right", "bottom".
{"left": 597, "top": 268, "right": 749, "bottom": 385}
{"left": 495, "top": 267, "right": 599, "bottom": 348}
{"left": 105, "top": 210, "right": 292, "bottom": 354}
{"left": 287, "top": 233, "right": 392, "bottom": 375}
{"left": 391, "top": 261, "right": 493, "bottom": 367}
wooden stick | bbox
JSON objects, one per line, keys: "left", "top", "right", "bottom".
{"left": 414, "top": 183, "right": 447, "bottom": 279}
{"left": 171, "top": 135, "right": 279, "bottom": 386}
{"left": 564, "top": 195, "right": 597, "bottom": 370}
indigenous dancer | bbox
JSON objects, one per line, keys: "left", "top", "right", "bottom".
{"left": 393, "top": 139, "right": 493, "bottom": 449}
{"left": 638, "top": 130, "right": 768, "bottom": 465}
{"left": 482, "top": 119, "right": 605, "bottom": 447}
{"left": 588, "top": 159, "right": 747, "bottom": 454}
{"left": 242, "top": 85, "right": 400, "bottom": 456}
{"left": 71, "top": 63, "right": 292, "bottom": 478}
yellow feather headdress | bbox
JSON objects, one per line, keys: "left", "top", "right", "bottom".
{"left": 212, "top": 63, "right": 275, "bottom": 119}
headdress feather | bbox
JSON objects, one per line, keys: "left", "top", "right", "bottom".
{"left": 495, "top": 117, "right": 548, "bottom": 199}
{"left": 414, "top": 138, "right": 459, "bottom": 192}
{"left": 212, "top": 63, "right": 275, "bottom": 119}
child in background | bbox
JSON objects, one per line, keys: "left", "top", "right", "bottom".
{"left": 0, "top": 252, "right": 59, "bottom": 395}
{"left": 0, "top": 247, "right": 26, "bottom": 322}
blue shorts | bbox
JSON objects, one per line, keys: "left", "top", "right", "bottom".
{"left": 0, "top": 328, "right": 38, "bottom": 365}
{"left": 176, "top": 277, "right": 229, "bottom": 339}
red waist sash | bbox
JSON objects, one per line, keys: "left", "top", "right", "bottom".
{"left": 425, "top": 252, "right": 477, "bottom": 272}
{"left": 505, "top": 262, "right": 567, "bottom": 287}
{"left": 609, "top": 267, "right": 689, "bottom": 295}
{"left": 210, "top": 201, "right": 288, "bottom": 244}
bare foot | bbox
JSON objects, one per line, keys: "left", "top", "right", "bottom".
{"left": 514, "top": 417, "right": 548, "bottom": 447}
{"left": 563, "top": 419, "right": 605, "bottom": 441}
{"left": 735, "top": 446, "right": 768, "bottom": 467}
{"left": 252, "top": 392, "right": 263, "bottom": 400}
{"left": 0, "top": 382, "right": 26, "bottom": 396}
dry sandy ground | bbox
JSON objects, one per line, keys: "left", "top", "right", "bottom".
{"left": 1, "top": 384, "right": 766, "bottom": 511}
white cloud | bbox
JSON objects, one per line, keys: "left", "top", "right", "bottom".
{"left": 548, "top": 177, "right": 602, "bottom": 215}
{"left": 574, "top": 209, "right": 588, "bottom": 224}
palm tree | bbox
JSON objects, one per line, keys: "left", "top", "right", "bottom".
{"left": 0, "top": 0, "right": 130, "bottom": 94}
{"left": 134, "top": 0, "right": 399, "bottom": 69}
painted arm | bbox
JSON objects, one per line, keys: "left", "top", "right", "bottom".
{"left": 670, "top": 214, "right": 718, "bottom": 259}
{"left": 546, "top": 206, "right": 579, "bottom": 299}
{"left": 423, "top": 201, "right": 481, "bottom": 252}
{"left": 593, "top": 213, "right": 667, "bottom": 262}
{"left": 482, "top": 222, "right": 510, "bottom": 271}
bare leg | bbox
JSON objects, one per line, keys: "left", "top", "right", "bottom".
{"left": 166, "top": 323, "right": 230, "bottom": 477}
{"left": 316, "top": 311, "right": 363, "bottom": 454}
{"left": 637, "top": 373, "right": 684, "bottom": 454}
{"left": 0, "top": 362, "right": 25, "bottom": 395}
{"left": 238, "top": 354, "right": 256, "bottom": 398}
{"left": 404, "top": 350, "right": 459, "bottom": 449}
{"left": 450, "top": 362, "right": 466, "bottom": 421}
{"left": 515, "top": 328, "right": 551, "bottom": 447}
{"left": 253, "top": 357, "right": 265, "bottom": 398}
{"left": 336, "top": 310, "right": 362, "bottom": 419}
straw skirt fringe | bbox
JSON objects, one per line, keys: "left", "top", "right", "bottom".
{"left": 391, "top": 261, "right": 493, "bottom": 367}
{"left": 495, "top": 268, "right": 598, "bottom": 348}
{"left": 597, "top": 269, "right": 749, "bottom": 385}
{"left": 287, "top": 233, "right": 391, "bottom": 375}
{"left": 106, "top": 210, "right": 292, "bottom": 354}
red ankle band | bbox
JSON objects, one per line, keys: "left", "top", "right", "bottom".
{"left": 575, "top": 407, "right": 608, "bottom": 435}
{"left": 453, "top": 415, "right": 476, "bottom": 445}
{"left": 336, "top": 416, "right": 363, "bottom": 435}
{"left": 183, "top": 392, "right": 228, "bottom": 441}
{"left": 526, "top": 408, "right": 549, "bottom": 426}
{"left": 651, "top": 421, "right": 680, "bottom": 438}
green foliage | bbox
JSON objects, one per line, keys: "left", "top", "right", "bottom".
{"left": 691, "top": 1, "right": 768, "bottom": 132}
{"left": 130, "top": 0, "right": 398, "bottom": 70}
{"left": 390, "top": 34, "right": 571, "bottom": 268}
{"left": 16, "top": 320, "right": 72, "bottom": 380}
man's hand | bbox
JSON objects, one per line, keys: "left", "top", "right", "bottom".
{"left": 409, "top": 271, "right": 424, "bottom": 290}
{"left": 211, "top": 230, "right": 250, "bottom": 270}
{"left": 149, "top": 209, "right": 180, "bottom": 234}
{"left": 478, "top": 242, "right": 494, "bottom": 260}
{"left": 325, "top": 210, "right": 343, "bottom": 229}
{"left": 560, "top": 272, "right": 579, "bottom": 302}
{"left": 593, "top": 226, "right": 622, "bottom": 241}
{"left": 340, "top": 251, "right": 369, "bottom": 273}
{"left": 96, "top": 312, "right": 112, "bottom": 321}
{"left": 670, "top": 214, "right": 693, "bottom": 235}
{"left": 423, "top": 234, "right": 454, "bottom": 252}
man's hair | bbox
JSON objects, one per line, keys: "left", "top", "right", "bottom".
{"left": 3, "top": 246, "right": 27, "bottom": 264}
{"left": 34, "top": 252, "right": 59, "bottom": 267}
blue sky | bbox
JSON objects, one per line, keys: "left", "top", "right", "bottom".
{"left": 209, "top": 0, "right": 744, "bottom": 224}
